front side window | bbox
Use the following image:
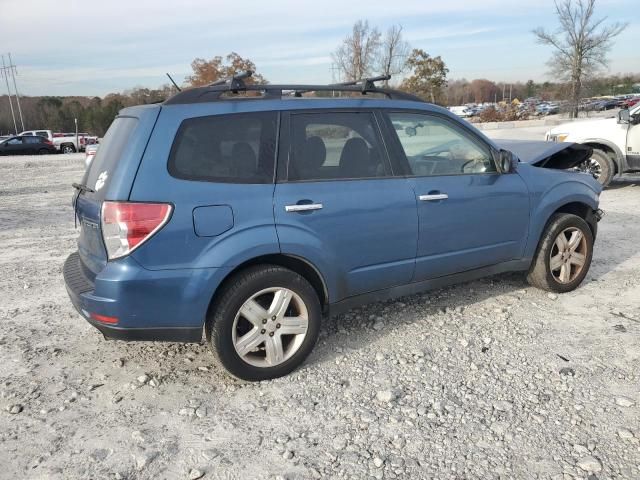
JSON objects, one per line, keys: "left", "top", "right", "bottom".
{"left": 7, "top": 138, "right": 22, "bottom": 145}
{"left": 387, "top": 112, "right": 496, "bottom": 176}
{"left": 288, "top": 112, "right": 389, "bottom": 181}
{"left": 36, "top": 131, "right": 49, "bottom": 137}
{"left": 169, "top": 112, "right": 277, "bottom": 183}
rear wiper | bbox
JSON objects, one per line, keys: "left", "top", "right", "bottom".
{"left": 72, "top": 182, "right": 95, "bottom": 194}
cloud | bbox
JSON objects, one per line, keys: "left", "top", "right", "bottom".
{"left": 1, "top": 0, "right": 636, "bottom": 95}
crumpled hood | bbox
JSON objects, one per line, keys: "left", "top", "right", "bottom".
{"left": 495, "top": 139, "right": 592, "bottom": 169}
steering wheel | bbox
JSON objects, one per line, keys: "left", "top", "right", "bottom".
{"left": 460, "top": 159, "right": 487, "bottom": 174}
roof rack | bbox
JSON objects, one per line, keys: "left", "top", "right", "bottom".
{"left": 164, "top": 71, "right": 425, "bottom": 105}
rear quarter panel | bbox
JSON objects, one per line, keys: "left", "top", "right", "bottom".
{"left": 127, "top": 103, "right": 281, "bottom": 271}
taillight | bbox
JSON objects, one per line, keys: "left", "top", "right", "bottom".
{"left": 44, "top": 139, "right": 53, "bottom": 145}
{"left": 101, "top": 201, "right": 172, "bottom": 260}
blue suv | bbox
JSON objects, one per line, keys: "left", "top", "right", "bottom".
{"left": 64, "top": 73, "right": 602, "bottom": 380}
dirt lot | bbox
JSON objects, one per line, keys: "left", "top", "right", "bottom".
{"left": 1, "top": 152, "right": 639, "bottom": 480}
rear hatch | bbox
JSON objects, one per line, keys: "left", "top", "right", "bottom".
{"left": 74, "top": 106, "right": 160, "bottom": 278}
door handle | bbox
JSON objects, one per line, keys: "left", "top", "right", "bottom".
{"left": 419, "top": 193, "right": 448, "bottom": 201}
{"left": 285, "top": 203, "right": 323, "bottom": 212}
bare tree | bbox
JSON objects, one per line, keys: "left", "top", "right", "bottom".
{"left": 378, "top": 25, "right": 411, "bottom": 86}
{"left": 534, "top": 0, "right": 627, "bottom": 118}
{"left": 332, "top": 20, "right": 381, "bottom": 82}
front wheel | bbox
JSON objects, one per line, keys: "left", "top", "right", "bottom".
{"left": 527, "top": 213, "right": 594, "bottom": 293}
{"left": 207, "top": 265, "right": 321, "bottom": 381}
{"left": 576, "top": 149, "right": 614, "bottom": 187}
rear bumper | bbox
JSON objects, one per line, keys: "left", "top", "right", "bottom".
{"left": 63, "top": 252, "right": 228, "bottom": 343}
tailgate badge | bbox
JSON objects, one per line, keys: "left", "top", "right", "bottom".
{"left": 95, "top": 171, "right": 108, "bottom": 191}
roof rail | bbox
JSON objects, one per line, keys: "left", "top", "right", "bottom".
{"left": 164, "top": 72, "right": 425, "bottom": 105}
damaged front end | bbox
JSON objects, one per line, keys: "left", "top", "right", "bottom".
{"left": 496, "top": 140, "right": 592, "bottom": 170}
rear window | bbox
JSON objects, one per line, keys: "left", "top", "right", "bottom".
{"left": 83, "top": 116, "right": 138, "bottom": 196}
{"left": 168, "top": 112, "right": 277, "bottom": 183}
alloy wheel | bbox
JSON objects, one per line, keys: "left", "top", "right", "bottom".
{"left": 549, "top": 227, "right": 588, "bottom": 284}
{"left": 576, "top": 157, "right": 602, "bottom": 179}
{"left": 232, "top": 287, "right": 309, "bottom": 367}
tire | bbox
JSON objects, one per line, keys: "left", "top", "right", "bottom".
{"left": 38, "top": 148, "right": 49, "bottom": 155}
{"left": 61, "top": 144, "right": 76, "bottom": 154}
{"left": 207, "top": 265, "right": 321, "bottom": 381}
{"left": 527, "top": 213, "right": 594, "bottom": 293}
{"left": 577, "top": 149, "right": 614, "bottom": 187}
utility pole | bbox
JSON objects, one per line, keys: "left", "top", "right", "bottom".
{"left": 7, "top": 53, "right": 25, "bottom": 131}
{"left": 1, "top": 55, "right": 18, "bottom": 134}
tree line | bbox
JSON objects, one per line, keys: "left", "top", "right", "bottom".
{"left": 0, "top": 0, "right": 632, "bottom": 135}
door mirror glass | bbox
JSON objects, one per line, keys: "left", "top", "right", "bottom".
{"left": 618, "top": 109, "right": 630, "bottom": 124}
{"left": 498, "top": 149, "right": 516, "bottom": 173}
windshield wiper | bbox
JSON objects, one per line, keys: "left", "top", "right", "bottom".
{"left": 72, "top": 182, "right": 95, "bottom": 194}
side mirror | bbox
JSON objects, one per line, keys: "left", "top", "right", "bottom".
{"left": 618, "top": 109, "right": 630, "bottom": 124}
{"left": 497, "top": 149, "right": 517, "bottom": 173}
{"left": 405, "top": 126, "right": 417, "bottom": 137}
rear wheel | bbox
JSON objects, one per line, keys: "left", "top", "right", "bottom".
{"left": 576, "top": 149, "right": 614, "bottom": 187}
{"left": 207, "top": 265, "right": 321, "bottom": 381}
{"left": 38, "top": 148, "right": 49, "bottom": 155}
{"left": 527, "top": 213, "right": 594, "bottom": 293}
{"left": 61, "top": 144, "right": 76, "bottom": 154}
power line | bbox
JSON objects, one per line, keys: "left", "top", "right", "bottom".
{"left": 0, "top": 55, "right": 18, "bottom": 134}
{"left": 8, "top": 53, "right": 25, "bottom": 131}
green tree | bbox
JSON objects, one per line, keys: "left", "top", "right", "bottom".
{"left": 401, "top": 49, "right": 448, "bottom": 104}
{"left": 526, "top": 79, "right": 536, "bottom": 98}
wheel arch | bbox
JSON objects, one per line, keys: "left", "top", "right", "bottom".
{"left": 206, "top": 254, "right": 330, "bottom": 320}
{"left": 582, "top": 139, "right": 626, "bottom": 173}
{"left": 525, "top": 184, "right": 599, "bottom": 260}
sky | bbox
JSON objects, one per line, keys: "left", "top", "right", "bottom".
{"left": 0, "top": 0, "right": 638, "bottom": 97}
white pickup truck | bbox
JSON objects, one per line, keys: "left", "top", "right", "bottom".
{"left": 546, "top": 103, "right": 640, "bottom": 186}
{"left": 19, "top": 130, "right": 98, "bottom": 153}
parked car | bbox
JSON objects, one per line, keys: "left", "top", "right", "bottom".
{"left": 0, "top": 135, "right": 57, "bottom": 155}
{"left": 64, "top": 74, "right": 603, "bottom": 381}
{"left": 594, "top": 99, "right": 618, "bottom": 111}
{"left": 546, "top": 102, "right": 640, "bottom": 186}
{"left": 19, "top": 129, "right": 54, "bottom": 141}
{"left": 448, "top": 106, "right": 473, "bottom": 118}
{"left": 20, "top": 130, "right": 98, "bottom": 153}
{"left": 623, "top": 97, "right": 640, "bottom": 108}
{"left": 84, "top": 143, "right": 98, "bottom": 168}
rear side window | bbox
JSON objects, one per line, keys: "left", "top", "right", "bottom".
{"left": 168, "top": 112, "right": 277, "bottom": 183}
{"left": 83, "top": 116, "right": 139, "bottom": 197}
{"left": 24, "top": 137, "right": 41, "bottom": 144}
{"left": 287, "top": 112, "right": 389, "bottom": 181}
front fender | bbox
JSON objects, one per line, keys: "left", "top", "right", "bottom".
{"left": 523, "top": 174, "right": 600, "bottom": 259}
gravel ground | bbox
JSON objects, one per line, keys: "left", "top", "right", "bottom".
{"left": 1, "top": 152, "right": 639, "bottom": 480}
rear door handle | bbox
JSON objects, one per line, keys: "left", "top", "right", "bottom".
{"left": 419, "top": 193, "right": 448, "bottom": 201}
{"left": 285, "top": 203, "right": 323, "bottom": 212}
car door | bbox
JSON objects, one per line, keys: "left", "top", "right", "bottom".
{"left": 380, "top": 110, "right": 530, "bottom": 281}
{"left": 273, "top": 110, "right": 418, "bottom": 301}
{"left": 1, "top": 137, "right": 24, "bottom": 155}
{"left": 23, "top": 136, "right": 40, "bottom": 154}
{"left": 626, "top": 110, "right": 640, "bottom": 170}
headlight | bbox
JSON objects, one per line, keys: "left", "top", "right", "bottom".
{"left": 548, "top": 133, "right": 569, "bottom": 142}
